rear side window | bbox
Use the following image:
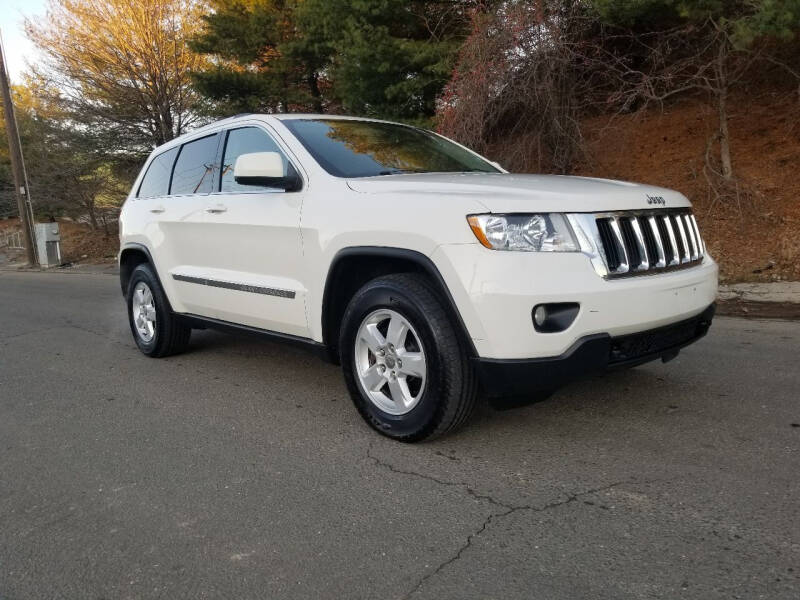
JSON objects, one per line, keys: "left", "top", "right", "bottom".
{"left": 221, "top": 127, "right": 289, "bottom": 193}
{"left": 170, "top": 134, "right": 220, "bottom": 196}
{"left": 137, "top": 147, "right": 178, "bottom": 199}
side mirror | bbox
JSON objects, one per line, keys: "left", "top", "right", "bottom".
{"left": 233, "top": 152, "right": 301, "bottom": 191}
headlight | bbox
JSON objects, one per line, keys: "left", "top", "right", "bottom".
{"left": 467, "top": 214, "right": 578, "bottom": 252}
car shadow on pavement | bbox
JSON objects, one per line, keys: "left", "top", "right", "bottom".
{"left": 177, "top": 326, "right": 688, "bottom": 447}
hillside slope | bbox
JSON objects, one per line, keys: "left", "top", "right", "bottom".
{"left": 576, "top": 92, "right": 800, "bottom": 282}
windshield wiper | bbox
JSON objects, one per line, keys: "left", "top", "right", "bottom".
{"left": 376, "top": 168, "right": 429, "bottom": 175}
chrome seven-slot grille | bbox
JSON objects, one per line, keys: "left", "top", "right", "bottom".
{"left": 595, "top": 209, "right": 704, "bottom": 277}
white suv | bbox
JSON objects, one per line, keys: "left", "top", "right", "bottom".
{"left": 119, "top": 114, "right": 718, "bottom": 441}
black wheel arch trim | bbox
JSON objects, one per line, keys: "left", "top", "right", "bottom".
{"left": 321, "top": 246, "right": 478, "bottom": 358}
{"left": 119, "top": 242, "right": 168, "bottom": 300}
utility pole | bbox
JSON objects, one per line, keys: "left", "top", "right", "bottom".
{"left": 0, "top": 29, "right": 38, "bottom": 266}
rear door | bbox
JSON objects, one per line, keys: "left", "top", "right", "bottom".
{"left": 151, "top": 132, "right": 222, "bottom": 316}
{"left": 193, "top": 124, "right": 308, "bottom": 337}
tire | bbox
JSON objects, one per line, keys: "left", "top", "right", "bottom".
{"left": 126, "top": 262, "right": 191, "bottom": 358}
{"left": 340, "top": 273, "right": 478, "bottom": 442}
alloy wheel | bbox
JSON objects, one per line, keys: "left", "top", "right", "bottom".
{"left": 131, "top": 281, "right": 157, "bottom": 343}
{"left": 354, "top": 308, "right": 427, "bottom": 415}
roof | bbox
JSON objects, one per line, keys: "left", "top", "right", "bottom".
{"left": 150, "top": 113, "right": 403, "bottom": 155}
{"left": 271, "top": 113, "right": 390, "bottom": 124}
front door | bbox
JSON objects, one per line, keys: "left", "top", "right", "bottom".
{"left": 194, "top": 125, "right": 308, "bottom": 337}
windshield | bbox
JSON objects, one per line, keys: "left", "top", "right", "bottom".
{"left": 281, "top": 119, "right": 500, "bottom": 178}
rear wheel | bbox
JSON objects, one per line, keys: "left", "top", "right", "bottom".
{"left": 340, "top": 273, "right": 477, "bottom": 442}
{"left": 126, "top": 263, "right": 191, "bottom": 357}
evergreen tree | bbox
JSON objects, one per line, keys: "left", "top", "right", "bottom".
{"left": 190, "top": 0, "right": 329, "bottom": 114}
{"left": 190, "top": 0, "right": 471, "bottom": 121}
{"left": 306, "top": 0, "right": 469, "bottom": 121}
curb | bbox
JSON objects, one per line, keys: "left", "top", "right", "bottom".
{"left": 716, "top": 282, "right": 800, "bottom": 319}
{"left": 716, "top": 299, "right": 800, "bottom": 320}
{"left": 0, "top": 264, "right": 119, "bottom": 276}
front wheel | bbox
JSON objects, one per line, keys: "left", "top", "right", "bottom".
{"left": 340, "top": 273, "right": 478, "bottom": 442}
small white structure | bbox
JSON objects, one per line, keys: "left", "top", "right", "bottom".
{"left": 35, "top": 222, "right": 61, "bottom": 267}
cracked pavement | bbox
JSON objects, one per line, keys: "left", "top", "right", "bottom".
{"left": 1, "top": 270, "right": 799, "bottom": 599}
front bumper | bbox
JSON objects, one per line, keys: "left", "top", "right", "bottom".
{"left": 474, "top": 304, "right": 715, "bottom": 398}
{"left": 431, "top": 243, "right": 719, "bottom": 359}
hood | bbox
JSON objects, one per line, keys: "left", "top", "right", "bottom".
{"left": 346, "top": 173, "right": 690, "bottom": 213}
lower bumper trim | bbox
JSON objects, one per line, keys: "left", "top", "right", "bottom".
{"left": 474, "top": 304, "right": 715, "bottom": 398}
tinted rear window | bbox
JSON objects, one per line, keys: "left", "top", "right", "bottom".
{"left": 137, "top": 147, "right": 178, "bottom": 199}
{"left": 281, "top": 119, "right": 499, "bottom": 178}
{"left": 170, "top": 134, "right": 219, "bottom": 195}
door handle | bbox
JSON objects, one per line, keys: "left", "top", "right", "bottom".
{"left": 149, "top": 206, "right": 165, "bottom": 214}
{"left": 206, "top": 204, "right": 228, "bottom": 214}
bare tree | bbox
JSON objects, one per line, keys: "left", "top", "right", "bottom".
{"left": 592, "top": 7, "right": 800, "bottom": 205}
{"left": 439, "top": 0, "right": 800, "bottom": 193}
{"left": 598, "top": 21, "right": 751, "bottom": 183}
{"left": 26, "top": 0, "right": 208, "bottom": 151}
{"left": 438, "top": 1, "right": 599, "bottom": 173}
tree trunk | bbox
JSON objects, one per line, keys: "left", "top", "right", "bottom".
{"left": 86, "top": 201, "right": 98, "bottom": 230}
{"left": 161, "top": 103, "right": 175, "bottom": 142}
{"left": 281, "top": 73, "right": 289, "bottom": 113}
{"left": 716, "top": 86, "right": 733, "bottom": 181}
{"left": 714, "top": 34, "right": 734, "bottom": 181}
{"left": 308, "top": 72, "right": 323, "bottom": 113}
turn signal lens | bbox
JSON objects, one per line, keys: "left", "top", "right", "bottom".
{"left": 467, "top": 215, "right": 493, "bottom": 249}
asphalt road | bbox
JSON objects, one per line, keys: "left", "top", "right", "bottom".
{"left": 1, "top": 270, "right": 798, "bottom": 600}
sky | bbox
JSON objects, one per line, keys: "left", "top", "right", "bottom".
{"left": 0, "top": 0, "right": 47, "bottom": 83}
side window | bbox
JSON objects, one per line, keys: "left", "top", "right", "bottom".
{"left": 137, "top": 147, "right": 178, "bottom": 199}
{"left": 170, "top": 134, "right": 219, "bottom": 196}
{"left": 221, "top": 127, "right": 291, "bottom": 193}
